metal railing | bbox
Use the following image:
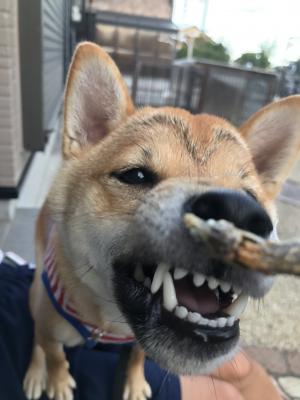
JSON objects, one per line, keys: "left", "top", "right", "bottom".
{"left": 132, "top": 59, "right": 279, "bottom": 126}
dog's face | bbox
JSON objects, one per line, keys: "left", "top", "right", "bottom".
{"left": 49, "top": 43, "right": 300, "bottom": 375}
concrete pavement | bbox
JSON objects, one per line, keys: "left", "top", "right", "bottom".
{"left": 241, "top": 172, "right": 300, "bottom": 399}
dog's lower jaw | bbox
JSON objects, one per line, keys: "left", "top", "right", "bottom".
{"left": 113, "top": 266, "right": 240, "bottom": 377}
{"left": 125, "top": 321, "right": 239, "bottom": 376}
{"left": 140, "top": 332, "right": 239, "bottom": 376}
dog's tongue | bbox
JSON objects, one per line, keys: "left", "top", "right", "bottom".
{"left": 175, "top": 279, "right": 219, "bottom": 315}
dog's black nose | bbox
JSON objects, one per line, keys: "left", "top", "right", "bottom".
{"left": 186, "top": 189, "right": 273, "bottom": 238}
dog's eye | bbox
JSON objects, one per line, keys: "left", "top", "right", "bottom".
{"left": 113, "top": 168, "right": 157, "bottom": 186}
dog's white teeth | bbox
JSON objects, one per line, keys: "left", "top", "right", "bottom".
{"left": 137, "top": 260, "right": 245, "bottom": 324}
{"left": 174, "top": 268, "right": 188, "bottom": 280}
{"left": 175, "top": 306, "right": 188, "bottom": 319}
{"left": 151, "top": 263, "right": 169, "bottom": 294}
{"left": 207, "top": 218, "right": 216, "bottom": 226}
{"left": 173, "top": 305, "right": 237, "bottom": 328}
{"left": 207, "top": 277, "right": 219, "bottom": 290}
{"left": 163, "top": 271, "right": 178, "bottom": 311}
{"left": 207, "top": 319, "right": 217, "bottom": 328}
{"left": 134, "top": 265, "right": 145, "bottom": 282}
{"left": 193, "top": 273, "right": 206, "bottom": 287}
{"left": 225, "top": 293, "right": 249, "bottom": 319}
{"left": 143, "top": 277, "right": 151, "bottom": 289}
{"left": 217, "top": 317, "right": 227, "bottom": 328}
{"left": 198, "top": 316, "right": 209, "bottom": 326}
{"left": 220, "top": 281, "right": 231, "bottom": 293}
{"left": 187, "top": 311, "right": 201, "bottom": 323}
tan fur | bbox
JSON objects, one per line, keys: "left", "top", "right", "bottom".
{"left": 23, "top": 42, "right": 300, "bottom": 400}
{"left": 123, "top": 347, "right": 152, "bottom": 400}
{"left": 63, "top": 42, "right": 134, "bottom": 159}
{"left": 240, "top": 95, "right": 300, "bottom": 198}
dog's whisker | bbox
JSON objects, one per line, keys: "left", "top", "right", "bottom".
{"left": 43, "top": 211, "right": 134, "bottom": 219}
{"left": 77, "top": 264, "right": 94, "bottom": 279}
{"left": 156, "top": 370, "right": 171, "bottom": 395}
{"left": 62, "top": 276, "right": 119, "bottom": 306}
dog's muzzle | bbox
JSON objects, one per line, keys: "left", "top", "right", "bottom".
{"left": 112, "top": 186, "right": 274, "bottom": 374}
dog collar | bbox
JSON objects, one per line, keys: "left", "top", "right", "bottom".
{"left": 42, "top": 229, "right": 135, "bottom": 348}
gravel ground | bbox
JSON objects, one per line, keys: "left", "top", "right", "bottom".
{"left": 242, "top": 275, "right": 300, "bottom": 351}
{"left": 241, "top": 198, "right": 300, "bottom": 351}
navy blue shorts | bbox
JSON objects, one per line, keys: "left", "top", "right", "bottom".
{"left": 0, "top": 252, "right": 180, "bottom": 400}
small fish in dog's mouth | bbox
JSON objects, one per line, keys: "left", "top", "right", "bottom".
{"left": 114, "top": 258, "right": 247, "bottom": 375}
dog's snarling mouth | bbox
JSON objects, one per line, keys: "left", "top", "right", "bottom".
{"left": 113, "top": 258, "right": 244, "bottom": 373}
{"left": 134, "top": 262, "right": 245, "bottom": 340}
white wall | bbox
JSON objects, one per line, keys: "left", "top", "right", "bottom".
{"left": 0, "top": 0, "right": 23, "bottom": 188}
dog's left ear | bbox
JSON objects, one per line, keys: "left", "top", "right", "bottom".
{"left": 63, "top": 42, "right": 134, "bottom": 159}
{"left": 240, "top": 95, "right": 300, "bottom": 199}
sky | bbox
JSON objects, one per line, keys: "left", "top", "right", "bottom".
{"left": 172, "top": 0, "right": 300, "bottom": 65}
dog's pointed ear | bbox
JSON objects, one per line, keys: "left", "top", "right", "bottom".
{"left": 63, "top": 42, "right": 134, "bottom": 159}
{"left": 240, "top": 95, "right": 300, "bottom": 198}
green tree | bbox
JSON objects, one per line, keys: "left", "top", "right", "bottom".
{"left": 235, "top": 43, "right": 274, "bottom": 69}
{"left": 177, "top": 37, "right": 230, "bottom": 63}
{"left": 235, "top": 51, "right": 270, "bottom": 68}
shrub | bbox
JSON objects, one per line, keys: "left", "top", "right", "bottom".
{"left": 177, "top": 37, "right": 230, "bottom": 63}
{"left": 235, "top": 50, "right": 271, "bottom": 69}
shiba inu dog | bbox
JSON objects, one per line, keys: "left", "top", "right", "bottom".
{"left": 23, "top": 42, "right": 300, "bottom": 400}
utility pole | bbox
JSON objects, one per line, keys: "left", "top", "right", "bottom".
{"left": 201, "top": 0, "right": 209, "bottom": 32}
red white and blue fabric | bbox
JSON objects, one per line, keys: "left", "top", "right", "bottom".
{"left": 41, "top": 229, "right": 135, "bottom": 348}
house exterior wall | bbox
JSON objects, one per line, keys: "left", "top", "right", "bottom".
{"left": 0, "top": 0, "right": 23, "bottom": 187}
{"left": 89, "top": 0, "right": 172, "bottom": 19}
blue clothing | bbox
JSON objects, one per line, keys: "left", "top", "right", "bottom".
{"left": 0, "top": 252, "right": 180, "bottom": 400}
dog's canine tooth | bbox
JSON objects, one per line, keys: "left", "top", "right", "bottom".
{"left": 187, "top": 311, "right": 201, "bottom": 323}
{"left": 175, "top": 306, "right": 188, "bottom": 319}
{"left": 227, "top": 316, "right": 235, "bottom": 327}
{"left": 134, "top": 265, "right": 145, "bottom": 282}
{"left": 233, "top": 286, "right": 242, "bottom": 296}
{"left": 220, "top": 281, "right": 231, "bottom": 293}
{"left": 225, "top": 293, "right": 249, "bottom": 319}
{"left": 151, "top": 262, "right": 169, "bottom": 294}
{"left": 217, "top": 317, "right": 227, "bottom": 328}
{"left": 163, "top": 272, "right": 178, "bottom": 311}
{"left": 193, "top": 273, "right": 206, "bottom": 287}
{"left": 174, "top": 268, "right": 188, "bottom": 280}
{"left": 144, "top": 277, "right": 151, "bottom": 289}
{"left": 207, "top": 277, "right": 219, "bottom": 290}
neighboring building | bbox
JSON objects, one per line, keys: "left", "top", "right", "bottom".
{"left": 88, "top": 0, "right": 173, "bottom": 19}
{"left": 0, "top": 0, "right": 24, "bottom": 218}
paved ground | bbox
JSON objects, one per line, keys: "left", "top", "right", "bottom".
{"left": 241, "top": 174, "right": 300, "bottom": 399}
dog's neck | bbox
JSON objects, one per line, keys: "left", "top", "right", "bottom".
{"left": 44, "top": 224, "right": 134, "bottom": 338}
